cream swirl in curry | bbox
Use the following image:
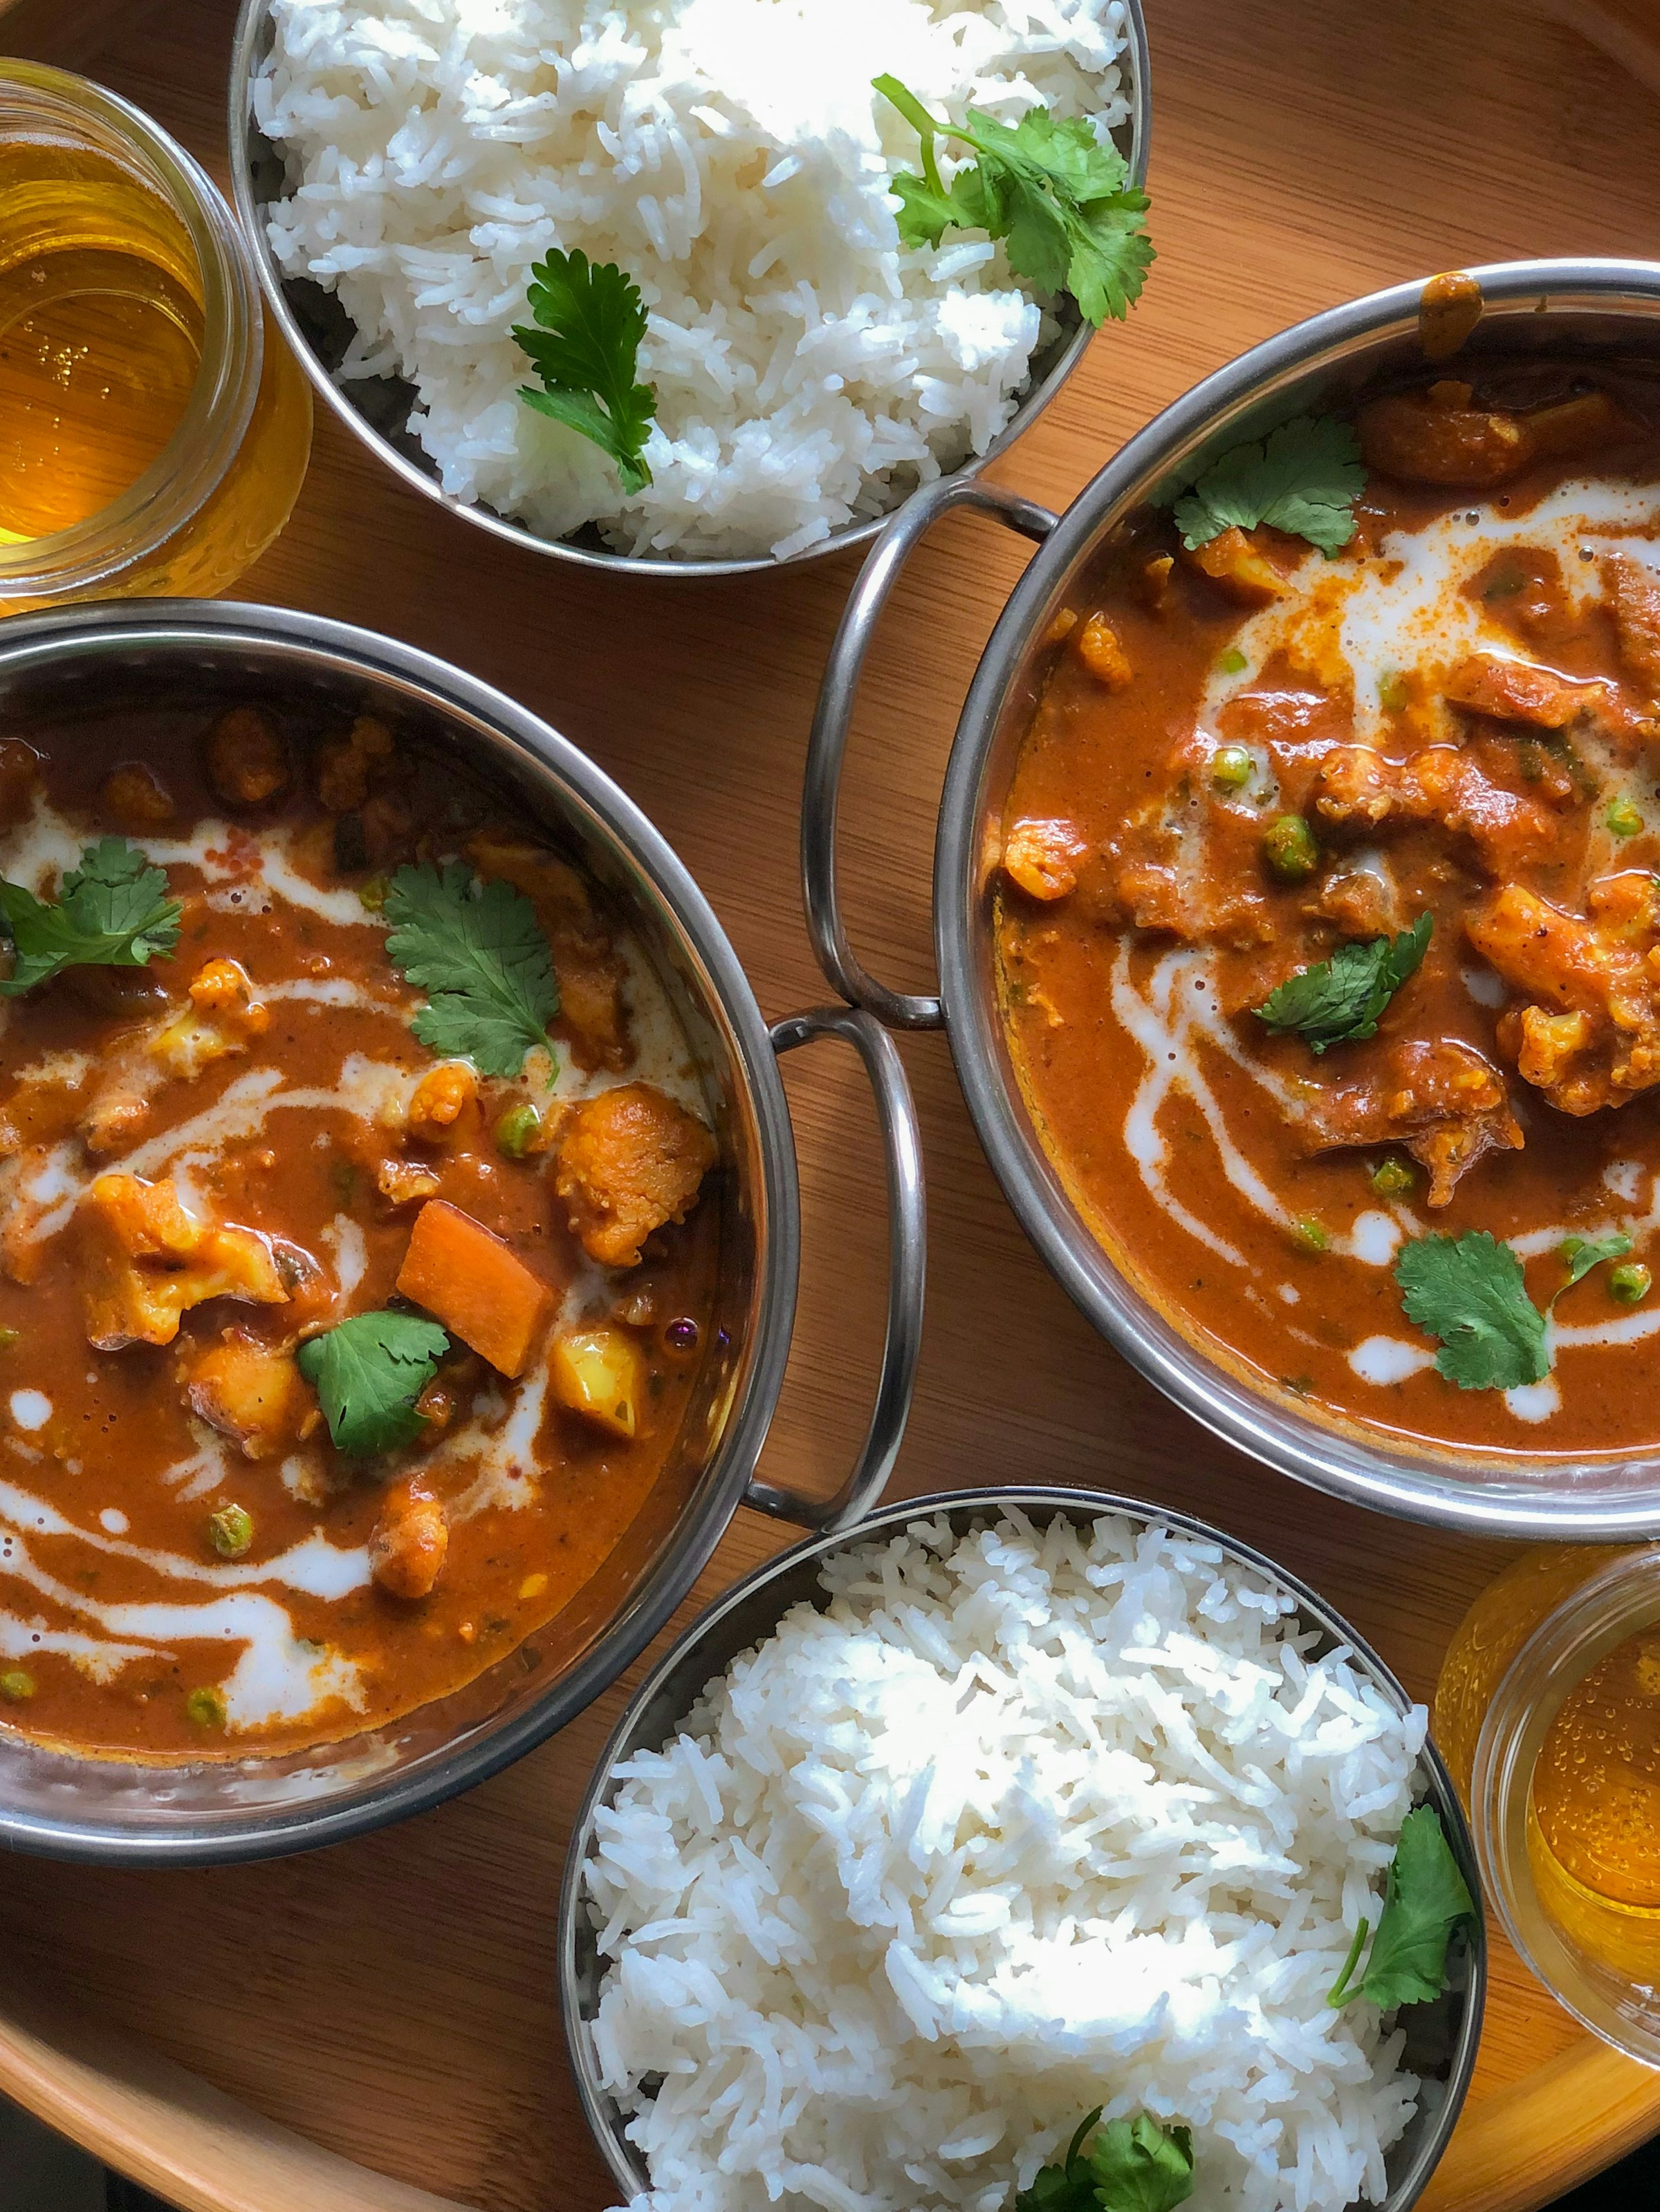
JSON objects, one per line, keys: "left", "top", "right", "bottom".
{"left": 1000, "top": 365, "right": 1660, "bottom": 1453}
{"left": 0, "top": 707, "right": 717, "bottom": 1759}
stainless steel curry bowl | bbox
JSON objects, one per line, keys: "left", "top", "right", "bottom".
{"left": 806, "top": 259, "right": 1660, "bottom": 1539}
{"left": 225, "top": 0, "right": 1150, "bottom": 583}
{"left": 560, "top": 1485, "right": 1486, "bottom": 2212}
{"left": 0, "top": 600, "right": 923, "bottom": 1864}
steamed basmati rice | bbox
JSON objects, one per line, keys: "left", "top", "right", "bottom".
{"left": 254, "top": 0, "right": 1133, "bottom": 560}
{"left": 584, "top": 1512, "right": 1435, "bottom": 2212}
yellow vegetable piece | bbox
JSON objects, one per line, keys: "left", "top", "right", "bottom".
{"left": 552, "top": 1324, "right": 643, "bottom": 1440}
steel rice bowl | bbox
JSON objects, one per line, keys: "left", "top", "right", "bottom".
{"left": 804, "top": 259, "right": 1660, "bottom": 1536}
{"left": 560, "top": 1484, "right": 1485, "bottom": 2212}
{"left": 225, "top": 0, "right": 1150, "bottom": 582}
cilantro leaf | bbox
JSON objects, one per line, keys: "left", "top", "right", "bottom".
{"left": 1170, "top": 414, "right": 1367, "bottom": 557}
{"left": 1015, "top": 2108, "right": 1101, "bottom": 2212}
{"left": 1016, "top": 2110, "right": 1194, "bottom": 2212}
{"left": 1329, "top": 1805, "right": 1475, "bottom": 2011}
{"left": 296, "top": 1311, "right": 449, "bottom": 1458}
{"left": 1394, "top": 1230, "right": 1549, "bottom": 1391}
{"left": 1255, "top": 914, "right": 1431, "bottom": 1054}
{"left": 513, "top": 249, "right": 657, "bottom": 494}
{"left": 0, "top": 836, "right": 181, "bottom": 996}
{"left": 383, "top": 862, "right": 558, "bottom": 1079}
{"left": 1087, "top": 2117, "right": 1195, "bottom": 2212}
{"left": 1556, "top": 1231, "right": 1633, "bottom": 1299}
{"left": 874, "top": 75, "right": 1153, "bottom": 328}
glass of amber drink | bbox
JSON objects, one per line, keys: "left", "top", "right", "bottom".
{"left": 0, "top": 61, "right": 311, "bottom": 611}
{"left": 1436, "top": 1545, "right": 1660, "bottom": 2062}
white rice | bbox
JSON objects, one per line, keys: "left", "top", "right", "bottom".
{"left": 254, "top": 0, "right": 1133, "bottom": 561}
{"left": 583, "top": 1512, "right": 1434, "bottom": 2212}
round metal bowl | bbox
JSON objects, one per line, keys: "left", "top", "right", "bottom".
{"left": 224, "top": 0, "right": 1149, "bottom": 582}
{"left": 560, "top": 1484, "right": 1486, "bottom": 2212}
{"left": 804, "top": 257, "right": 1660, "bottom": 1539}
{"left": 0, "top": 599, "right": 924, "bottom": 1864}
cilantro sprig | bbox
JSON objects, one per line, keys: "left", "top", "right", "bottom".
{"left": 1255, "top": 915, "right": 1431, "bottom": 1054}
{"left": 1394, "top": 1231, "right": 1547, "bottom": 1391}
{"left": 1395, "top": 1227, "right": 1639, "bottom": 1391}
{"left": 513, "top": 249, "right": 658, "bottom": 494}
{"left": 0, "top": 837, "right": 181, "bottom": 996}
{"left": 295, "top": 1311, "right": 450, "bottom": 1458}
{"left": 874, "top": 75, "right": 1153, "bottom": 327}
{"left": 1015, "top": 2110, "right": 1194, "bottom": 2212}
{"left": 1170, "top": 414, "right": 1367, "bottom": 557}
{"left": 1328, "top": 1806, "right": 1475, "bottom": 2011}
{"left": 383, "top": 862, "right": 559, "bottom": 1079}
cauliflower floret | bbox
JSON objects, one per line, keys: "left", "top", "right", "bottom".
{"left": 555, "top": 1084, "right": 717, "bottom": 1268}
{"left": 80, "top": 1174, "right": 288, "bottom": 1350}
{"left": 149, "top": 958, "right": 269, "bottom": 1080}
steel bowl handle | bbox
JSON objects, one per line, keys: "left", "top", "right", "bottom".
{"left": 743, "top": 1004, "right": 926, "bottom": 1533}
{"left": 802, "top": 474, "right": 1058, "bottom": 1031}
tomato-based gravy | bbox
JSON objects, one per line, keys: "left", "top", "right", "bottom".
{"left": 0, "top": 700, "right": 719, "bottom": 1760}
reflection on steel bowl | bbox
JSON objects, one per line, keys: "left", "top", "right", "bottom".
{"left": 805, "top": 259, "right": 1660, "bottom": 1536}
{"left": 561, "top": 1487, "right": 1484, "bottom": 2212}
{"left": 0, "top": 601, "right": 923, "bottom": 1863}
{"left": 225, "top": 0, "right": 1150, "bottom": 580}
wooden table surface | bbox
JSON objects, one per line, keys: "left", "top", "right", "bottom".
{"left": 3, "top": 0, "right": 1660, "bottom": 2207}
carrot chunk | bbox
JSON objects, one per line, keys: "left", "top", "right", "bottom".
{"left": 394, "top": 1200, "right": 553, "bottom": 1378}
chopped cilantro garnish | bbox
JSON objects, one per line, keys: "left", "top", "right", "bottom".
{"left": 1169, "top": 413, "right": 1366, "bottom": 557}
{"left": 1015, "top": 2108, "right": 1195, "bottom": 2212}
{"left": 513, "top": 249, "right": 658, "bottom": 494}
{"left": 1556, "top": 1231, "right": 1634, "bottom": 1301}
{"left": 1254, "top": 915, "right": 1431, "bottom": 1054}
{"left": 295, "top": 1312, "right": 450, "bottom": 1458}
{"left": 1328, "top": 1805, "right": 1475, "bottom": 2011}
{"left": 383, "top": 862, "right": 559, "bottom": 1079}
{"left": 874, "top": 75, "right": 1153, "bottom": 327}
{"left": 0, "top": 837, "right": 181, "bottom": 996}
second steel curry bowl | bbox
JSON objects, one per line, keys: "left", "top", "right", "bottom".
{"left": 0, "top": 600, "right": 923, "bottom": 1864}
{"left": 560, "top": 1485, "right": 1485, "bottom": 2212}
{"left": 804, "top": 258, "right": 1660, "bottom": 1540}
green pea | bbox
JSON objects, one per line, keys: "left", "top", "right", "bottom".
{"left": 1210, "top": 745, "right": 1253, "bottom": 792}
{"left": 208, "top": 1504, "right": 253, "bottom": 1559}
{"left": 358, "top": 874, "right": 391, "bottom": 912}
{"left": 187, "top": 1686, "right": 228, "bottom": 1730}
{"left": 1370, "top": 1156, "right": 1417, "bottom": 1199}
{"left": 1606, "top": 797, "right": 1644, "bottom": 839}
{"left": 1378, "top": 670, "right": 1408, "bottom": 714}
{"left": 1610, "top": 1261, "right": 1652, "bottom": 1305}
{"left": 1216, "top": 647, "right": 1247, "bottom": 676}
{"left": 1291, "top": 1216, "right": 1329, "bottom": 1254}
{"left": 0, "top": 1329, "right": 18, "bottom": 1352}
{"left": 1264, "top": 814, "right": 1318, "bottom": 883}
{"left": 0, "top": 1669, "right": 35, "bottom": 1703}
{"left": 495, "top": 1102, "right": 543, "bottom": 1160}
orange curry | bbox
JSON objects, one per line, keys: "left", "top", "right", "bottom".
{"left": 1000, "top": 362, "right": 1660, "bottom": 1456}
{"left": 0, "top": 704, "right": 718, "bottom": 1758}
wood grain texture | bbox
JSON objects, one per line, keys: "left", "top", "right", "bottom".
{"left": 3, "top": 0, "right": 1660, "bottom": 2206}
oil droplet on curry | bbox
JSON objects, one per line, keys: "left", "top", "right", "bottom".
{"left": 0, "top": 707, "right": 719, "bottom": 1758}
{"left": 999, "top": 362, "right": 1660, "bottom": 1455}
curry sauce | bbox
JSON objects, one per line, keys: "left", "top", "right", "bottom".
{"left": 0, "top": 705, "right": 719, "bottom": 1759}
{"left": 1000, "top": 362, "right": 1660, "bottom": 1458}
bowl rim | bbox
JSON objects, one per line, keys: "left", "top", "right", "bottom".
{"left": 557, "top": 1480, "right": 1487, "bottom": 2212}
{"left": 223, "top": 0, "right": 1151, "bottom": 580}
{"left": 933, "top": 257, "right": 1660, "bottom": 1538}
{"left": 0, "top": 597, "right": 804, "bottom": 1864}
